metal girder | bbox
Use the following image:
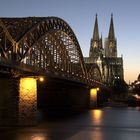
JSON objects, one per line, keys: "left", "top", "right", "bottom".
{"left": 86, "top": 63, "right": 102, "bottom": 86}
{"left": 0, "top": 17, "right": 88, "bottom": 83}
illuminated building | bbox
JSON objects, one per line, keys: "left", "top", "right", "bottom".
{"left": 84, "top": 14, "right": 124, "bottom": 84}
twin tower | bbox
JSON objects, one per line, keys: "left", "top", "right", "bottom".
{"left": 84, "top": 14, "right": 124, "bottom": 84}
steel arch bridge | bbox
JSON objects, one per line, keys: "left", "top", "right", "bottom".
{"left": 0, "top": 17, "right": 102, "bottom": 87}
{"left": 86, "top": 63, "right": 102, "bottom": 82}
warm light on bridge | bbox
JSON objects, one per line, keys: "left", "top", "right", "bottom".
{"left": 39, "top": 77, "right": 44, "bottom": 82}
{"left": 90, "top": 88, "right": 100, "bottom": 107}
{"left": 133, "top": 94, "right": 140, "bottom": 100}
{"left": 20, "top": 78, "right": 37, "bottom": 101}
{"left": 90, "top": 88, "right": 97, "bottom": 95}
{"left": 19, "top": 78, "right": 37, "bottom": 124}
{"left": 90, "top": 88, "right": 100, "bottom": 99}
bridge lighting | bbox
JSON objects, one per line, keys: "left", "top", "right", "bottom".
{"left": 90, "top": 88, "right": 97, "bottom": 102}
{"left": 19, "top": 77, "right": 37, "bottom": 124}
{"left": 39, "top": 77, "right": 44, "bottom": 82}
{"left": 20, "top": 78, "right": 37, "bottom": 101}
{"left": 90, "top": 88, "right": 100, "bottom": 107}
{"left": 133, "top": 94, "right": 140, "bottom": 100}
{"left": 97, "top": 87, "right": 100, "bottom": 91}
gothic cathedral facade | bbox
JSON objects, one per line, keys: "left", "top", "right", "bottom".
{"left": 84, "top": 14, "right": 124, "bottom": 84}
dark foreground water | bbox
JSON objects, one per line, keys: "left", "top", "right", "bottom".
{"left": 1, "top": 107, "right": 140, "bottom": 140}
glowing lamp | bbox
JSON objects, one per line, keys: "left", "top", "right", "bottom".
{"left": 97, "top": 87, "right": 100, "bottom": 91}
{"left": 39, "top": 77, "right": 44, "bottom": 82}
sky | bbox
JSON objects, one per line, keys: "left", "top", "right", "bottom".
{"left": 0, "top": 0, "right": 140, "bottom": 84}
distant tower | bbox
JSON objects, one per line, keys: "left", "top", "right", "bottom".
{"left": 89, "top": 14, "right": 103, "bottom": 62}
{"left": 103, "top": 14, "right": 124, "bottom": 83}
{"left": 84, "top": 13, "right": 124, "bottom": 84}
{"left": 104, "top": 14, "right": 117, "bottom": 57}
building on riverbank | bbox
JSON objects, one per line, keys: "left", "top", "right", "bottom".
{"left": 84, "top": 14, "right": 124, "bottom": 85}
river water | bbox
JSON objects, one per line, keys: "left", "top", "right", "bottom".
{"left": 1, "top": 107, "right": 140, "bottom": 140}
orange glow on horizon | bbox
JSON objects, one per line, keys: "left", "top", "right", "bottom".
{"left": 124, "top": 66, "right": 139, "bottom": 84}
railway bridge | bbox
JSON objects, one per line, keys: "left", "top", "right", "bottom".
{"left": 0, "top": 17, "right": 108, "bottom": 125}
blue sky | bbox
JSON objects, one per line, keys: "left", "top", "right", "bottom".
{"left": 0, "top": 0, "right": 140, "bottom": 83}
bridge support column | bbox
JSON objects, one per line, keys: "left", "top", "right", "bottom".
{"left": 19, "top": 78, "right": 37, "bottom": 125}
{"left": 90, "top": 88, "right": 99, "bottom": 108}
{"left": 0, "top": 78, "right": 19, "bottom": 126}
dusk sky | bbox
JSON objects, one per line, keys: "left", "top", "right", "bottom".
{"left": 0, "top": 0, "right": 140, "bottom": 83}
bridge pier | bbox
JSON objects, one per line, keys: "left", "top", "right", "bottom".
{"left": 37, "top": 77, "right": 90, "bottom": 115}
{"left": 0, "top": 77, "right": 37, "bottom": 126}
{"left": 0, "top": 76, "right": 98, "bottom": 125}
{"left": 19, "top": 78, "right": 37, "bottom": 125}
{"left": 0, "top": 78, "right": 19, "bottom": 126}
{"left": 90, "top": 88, "right": 99, "bottom": 108}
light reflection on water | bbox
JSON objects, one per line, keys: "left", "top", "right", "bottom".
{"left": 16, "top": 132, "right": 48, "bottom": 140}
{"left": 87, "top": 107, "right": 140, "bottom": 140}
{"left": 31, "top": 134, "right": 46, "bottom": 140}
{"left": 91, "top": 109, "right": 103, "bottom": 125}
{"left": 1, "top": 107, "right": 140, "bottom": 140}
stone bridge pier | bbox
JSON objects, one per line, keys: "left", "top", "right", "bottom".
{"left": 37, "top": 77, "right": 90, "bottom": 114}
{"left": 0, "top": 77, "right": 37, "bottom": 126}
{"left": 0, "top": 77, "right": 19, "bottom": 126}
{"left": 0, "top": 76, "right": 91, "bottom": 126}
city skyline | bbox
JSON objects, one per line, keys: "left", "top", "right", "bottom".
{"left": 0, "top": 0, "right": 140, "bottom": 83}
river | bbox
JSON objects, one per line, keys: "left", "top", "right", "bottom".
{"left": 1, "top": 107, "right": 140, "bottom": 140}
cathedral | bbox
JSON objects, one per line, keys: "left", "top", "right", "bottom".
{"left": 84, "top": 14, "right": 124, "bottom": 85}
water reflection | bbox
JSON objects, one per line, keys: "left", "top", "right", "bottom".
{"left": 2, "top": 108, "right": 140, "bottom": 140}
{"left": 90, "top": 109, "right": 103, "bottom": 140}
{"left": 91, "top": 109, "right": 103, "bottom": 125}
{"left": 136, "top": 106, "right": 140, "bottom": 110}
{"left": 16, "top": 131, "right": 48, "bottom": 140}
{"left": 31, "top": 133, "right": 46, "bottom": 140}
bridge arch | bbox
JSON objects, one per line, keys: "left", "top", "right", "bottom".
{"left": 0, "top": 17, "right": 87, "bottom": 81}
{"left": 86, "top": 63, "right": 102, "bottom": 83}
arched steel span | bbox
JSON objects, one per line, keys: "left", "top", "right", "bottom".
{"left": 0, "top": 17, "right": 88, "bottom": 82}
{"left": 86, "top": 63, "right": 103, "bottom": 87}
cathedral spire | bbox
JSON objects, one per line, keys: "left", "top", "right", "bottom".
{"left": 93, "top": 14, "right": 99, "bottom": 40}
{"left": 108, "top": 13, "right": 115, "bottom": 39}
{"left": 100, "top": 34, "right": 103, "bottom": 48}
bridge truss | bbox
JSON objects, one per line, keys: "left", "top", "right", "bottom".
{"left": 0, "top": 17, "right": 103, "bottom": 87}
